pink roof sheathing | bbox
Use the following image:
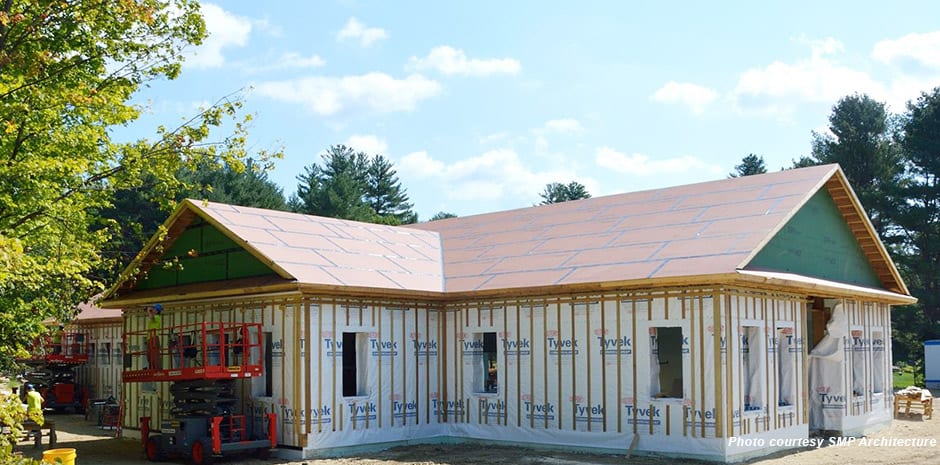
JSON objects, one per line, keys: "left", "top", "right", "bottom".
{"left": 187, "top": 202, "right": 444, "bottom": 292}
{"left": 107, "top": 164, "right": 911, "bottom": 303}
{"left": 75, "top": 300, "right": 122, "bottom": 322}
{"left": 408, "top": 164, "right": 904, "bottom": 294}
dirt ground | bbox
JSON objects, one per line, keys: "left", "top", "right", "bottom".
{"left": 15, "top": 407, "right": 937, "bottom": 465}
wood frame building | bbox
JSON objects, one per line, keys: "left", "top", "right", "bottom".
{"left": 101, "top": 164, "right": 914, "bottom": 462}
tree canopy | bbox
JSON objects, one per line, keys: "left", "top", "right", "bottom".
{"left": 538, "top": 181, "right": 591, "bottom": 205}
{"left": 291, "top": 145, "right": 416, "bottom": 224}
{"left": 0, "top": 0, "right": 271, "bottom": 367}
{"left": 429, "top": 211, "right": 458, "bottom": 221}
{"left": 179, "top": 159, "right": 288, "bottom": 211}
{"left": 892, "top": 88, "right": 940, "bottom": 359}
{"left": 791, "top": 90, "right": 940, "bottom": 369}
{"left": 728, "top": 154, "right": 767, "bottom": 177}
{"left": 794, "top": 94, "right": 901, "bottom": 238}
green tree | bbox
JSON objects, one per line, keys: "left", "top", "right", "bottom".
{"left": 538, "top": 181, "right": 591, "bottom": 205}
{"left": 0, "top": 0, "right": 272, "bottom": 370}
{"left": 800, "top": 94, "right": 901, "bottom": 238}
{"left": 429, "top": 211, "right": 458, "bottom": 221}
{"left": 96, "top": 178, "right": 168, "bottom": 283}
{"left": 366, "top": 155, "right": 417, "bottom": 224}
{"left": 292, "top": 145, "right": 416, "bottom": 224}
{"left": 179, "top": 159, "right": 288, "bottom": 211}
{"left": 893, "top": 87, "right": 940, "bottom": 345}
{"left": 728, "top": 154, "right": 767, "bottom": 177}
{"left": 98, "top": 159, "right": 288, "bottom": 280}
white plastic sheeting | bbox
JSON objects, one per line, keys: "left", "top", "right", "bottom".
{"left": 741, "top": 326, "right": 763, "bottom": 412}
{"left": 808, "top": 304, "right": 847, "bottom": 430}
{"left": 871, "top": 331, "right": 885, "bottom": 394}
{"left": 775, "top": 327, "right": 796, "bottom": 407}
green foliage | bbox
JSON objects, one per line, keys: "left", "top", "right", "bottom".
{"left": 429, "top": 211, "right": 458, "bottom": 221}
{"left": 0, "top": 1, "right": 278, "bottom": 371}
{"left": 0, "top": 392, "right": 39, "bottom": 464}
{"left": 179, "top": 158, "right": 288, "bottom": 211}
{"left": 795, "top": 91, "right": 940, "bottom": 372}
{"left": 538, "top": 181, "right": 591, "bottom": 205}
{"left": 893, "top": 369, "right": 915, "bottom": 390}
{"left": 893, "top": 87, "right": 940, "bottom": 351}
{"left": 912, "top": 358, "right": 925, "bottom": 387}
{"left": 728, "top": 153, "right": 767, "bottom": 177}
{"left": 801, "top": 94, "right": 901, "bottom": 238}
{"left": 291, "top": 145, "right": 416, "bottom": 224}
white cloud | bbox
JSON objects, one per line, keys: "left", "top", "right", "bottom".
{"left": 542, "top": 118, "right": 583, "bottom": 134}
{"left": 479, "top": 132, "right": 511, "bottom": 145}
{"left": 186, "top": 3, "right": 252, "bottom": 69}
{"left": 873, "top": 31, "right": 940, "bottom": 71}
{"left": 409, "top": 46, "right": 521, "bottom": 77}
{"left": 238, "top": 52, "right": 325, "bottom": 73}
{"left": 276, "top": 52, "right": 325, "bottom": 69}
{"left": 251, "top": 18, "right": 283, "bottom": 37}
{"left": 336, "top": 17, "right": 388, "bottom": 47}
{"left": 398, "top": 151, "right": 445, "bottom": 178}
{"left": 594, "top": 146, "right": 722, "bottom": 177}
{"left": 399, "top": 149, "right": 591, "bottom": 202}
{"left": 255, "top": 73, "right": 441, "bottom": 116}
{"left": 650, "top": 81, "right": 719, "bottom": 114}
{"left": 800, "top": 36, "right": 845, "bottom": 58}
{"left": 345, "top": 135, "right": 388, "bottom": 155}
{"left": 730, "top": 39, "right": 886, "bottom": 117}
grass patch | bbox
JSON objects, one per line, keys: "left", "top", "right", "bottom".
{"left": 894, "top": 370, "right": 915, "bottom": 389}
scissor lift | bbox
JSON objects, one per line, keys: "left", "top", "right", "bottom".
{"left": 123, "top": 321, "right": 276, "bottom": 464}
{"left": 18, "top": 330, "right": 90, "bottom": 412}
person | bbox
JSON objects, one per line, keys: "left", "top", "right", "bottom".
{"left": 146, "top": 304, "right": 163, "bottom": 369}
{"left": 25, "top": 384, "right": 44, "bottom": 426}
{"left": 51, "top": 324, "right": 64, "bottom": 355}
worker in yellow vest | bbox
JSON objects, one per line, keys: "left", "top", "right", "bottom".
{"left": 146, "top": 304, "right": 163, "bottom": 369}
{"left": 25, "top": 384, "right": 44, "bottom": 426}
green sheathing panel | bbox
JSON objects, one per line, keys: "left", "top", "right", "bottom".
{"left": 135, "top": 217, "right": 277, "bottom": 289}
{"left": 746, "top": 189, "right": 882, "bottom": 288}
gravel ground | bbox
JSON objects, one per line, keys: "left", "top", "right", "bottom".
{"left": 15, "top": 407, "right": 937, "bottom": 465}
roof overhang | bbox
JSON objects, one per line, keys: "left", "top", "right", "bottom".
{"left": 100, "top": 270, "right": 917, "bottom": 308}
{"left": 735, "top": 270, "right": 916, "bottom": 305}
{"left": 101, "top": 275, "right": 302, "bottom": 308}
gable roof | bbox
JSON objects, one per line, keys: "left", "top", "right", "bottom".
{"left": 103, "top": 164, "right": 912, "bottom": 305}
{"left": 409, "top": 164, "right": 908, "bottom": 298}
{"left": 74, "top": 299, "right": 122, "bottom": 323}
{"left": 106, "top": 200, "right": 444, "bottom": 303}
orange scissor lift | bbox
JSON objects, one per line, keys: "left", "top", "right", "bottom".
{"left": 18, "top": 331, "right": 91, "bottom": 413}
{"left": 122, "top": 321, "right": 276, "bottom": 464}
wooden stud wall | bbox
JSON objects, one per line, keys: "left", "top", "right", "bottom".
{"left": 117, "top": 284, "right": 897, "bottom": 453}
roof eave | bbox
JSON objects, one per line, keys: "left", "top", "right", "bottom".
{"left": 734, "top": 270, "right": 916, "bottom": 305}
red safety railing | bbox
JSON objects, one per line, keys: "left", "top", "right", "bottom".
{"left": 122, "top": 321, "right": 263, "bottom": 382}
{"left": 19, "top": 331, "right": 91, "bottom": 364}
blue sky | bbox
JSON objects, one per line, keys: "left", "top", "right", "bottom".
{"left": 125, "top": 1, "right": 940, "bottom": 220}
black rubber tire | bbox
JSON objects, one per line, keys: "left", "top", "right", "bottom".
{"left": 189, "top": 439, "right": 214, "bottom": 465}
{"left": 145, "top": 436, "right": 164, "bottom": 461}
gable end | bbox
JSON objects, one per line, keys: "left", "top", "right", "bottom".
{"left": 745, "top": 188, "right": 881, "bottom": 288}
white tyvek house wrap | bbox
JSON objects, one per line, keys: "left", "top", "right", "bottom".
{"left": 808, "top": 304, "right": 848, "bottom": 430}
{"left": 445, "top": 297, "right": 727, "bottom": 456}
{"left": 300, "top": 304, "right": 442, "bottom": 451}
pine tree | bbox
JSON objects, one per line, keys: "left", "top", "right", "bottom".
{"left": 292, "top": 145, "right": 417, "bottom": 224}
